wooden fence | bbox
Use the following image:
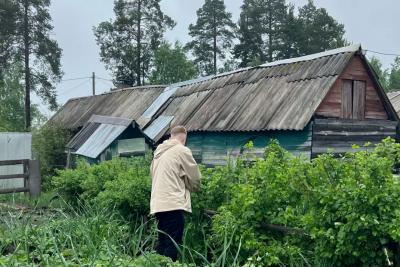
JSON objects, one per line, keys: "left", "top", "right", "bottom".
{"left": 0, "top": 159, "right": 41, "bottom": 197}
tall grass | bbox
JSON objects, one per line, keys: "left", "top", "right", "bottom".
{"left": 0, "top": 199, "right": 247, "bottom": 267}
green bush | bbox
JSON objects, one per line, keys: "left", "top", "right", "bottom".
{"left": 305, "top": 150, "right": 400, "bottom": 266}
{"left": 211, "top": 139, "right": 400, "bottom": 266}
{"left": 44, "top": 138, "right": 400, "bottom": 266}
{"left": 32, "top": 122, "right": 71, "bottom": 188}
{"left": 52, "top": 156, "right": 152, "bottom": 218}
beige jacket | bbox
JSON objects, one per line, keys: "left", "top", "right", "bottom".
{"left": 150, "top": 139, "right": 201, "bottom": 214}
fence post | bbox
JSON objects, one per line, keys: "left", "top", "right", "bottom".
{"left": 28, "top": 160, "right": 41, "bottom": 197}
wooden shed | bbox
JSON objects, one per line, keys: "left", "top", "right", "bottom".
{"left": 65, "top": 115, "right": 153, "bottom": 164}
{"left": 52, "top": 44, "right": 399, "bottom": 166}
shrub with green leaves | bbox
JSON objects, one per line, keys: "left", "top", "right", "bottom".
{"left": 52, "top": 156, "right": 152, "bottom": 218}
{"left": 32, "top": 122, "right": 71, "bottom": 188}
{"left": 44, "top": 138, "right": 400, "bottom": 266}
{"left": 211, "top": 139, "right": 400, "bottom": 266}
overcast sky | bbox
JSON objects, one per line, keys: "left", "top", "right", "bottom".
{"left": 40, "top": 0, "right": 400, "bottom": 116}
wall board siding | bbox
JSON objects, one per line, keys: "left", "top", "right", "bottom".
{"left": 315, "top": 55, "right": 389, "bottom": 120}
{"left": 186, "top": 127, "right": 312, "bottom": 166}
{"left": 311, "top": 119, "right": 397, "bottom": 157}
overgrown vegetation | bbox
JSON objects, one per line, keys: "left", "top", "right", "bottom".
{"left": 2, "top": 139, "right": 400, "bottom": 266}
{"left": 52, "top": 156, "right": 152, "bottom": 219}
{"left": 32, "top": 122, "right": 71, "bottom": 188}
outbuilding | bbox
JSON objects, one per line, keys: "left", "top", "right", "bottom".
{"left": 52, "top": 44, "right": 399, "bottom": 166}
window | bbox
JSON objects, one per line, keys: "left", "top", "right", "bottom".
{"left": 341, "top": 80, "right": 366, "bottom": 120}
{"left": 117, "top": 138, "right": 147, "bottom": 156}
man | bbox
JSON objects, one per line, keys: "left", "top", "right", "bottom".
{"left": 150, "top": 125, "right": 201, "bottom": 261}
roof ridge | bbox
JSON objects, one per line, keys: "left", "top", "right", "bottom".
{"left": 65, "top": 85, "right": 166, "bottom": 102}
{"left": 174, "top": 44, "right": 361, "bottom": 90}
{"left": 259, "top": 43, "right": 361, "bottom": 68}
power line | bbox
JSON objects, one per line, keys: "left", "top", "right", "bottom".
{"left": 61, "top": 76, "right": 91, "bottom": 82}
{"left": 96, "top": 76, "right": 113, "bottom": 82}
{"left": 58, "top": 79, "right": 90, "bottom": 97}
{"left": 365, "top": 49, "right": 400, "bottom": 57}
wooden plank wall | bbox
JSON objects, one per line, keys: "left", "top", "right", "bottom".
{"left": 312, "top": 119, "right": 398, "bottom": 157}
{"left": 186, "top": 127, "right": 312, "bottom": 166}
{"left": 316, "top": 55, "right": 388, "bottom": 120}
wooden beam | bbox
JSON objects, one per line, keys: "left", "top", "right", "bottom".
{"left": 0, "top": 187, "right": 29, "bottom": 194}
{"left": 341, "top": 80, "right": 353, "bottom": 119}
{"left": 0, "top": 173, "right": 28, "bottom": 180}
{"left": 353, "top": 80, "right": 366, "bottom": 120}
{"left": 0, "top": 159, "right": 29, "bottom": 166}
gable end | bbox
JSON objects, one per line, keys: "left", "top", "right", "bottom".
{"left": 315, "top": 54, "right": 396, "bottom": 121}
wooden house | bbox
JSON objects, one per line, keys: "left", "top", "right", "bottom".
{"left": 51, "top": 44, "right": 399, "bottom": 166}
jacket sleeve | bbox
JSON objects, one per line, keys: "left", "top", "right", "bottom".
{"left": 180, "top": 147, "right": 201, "bottom": 192}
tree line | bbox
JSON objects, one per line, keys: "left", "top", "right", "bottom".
{"left": 370, "top": 56, "right": 400, "bottom": 92}
{"left": 94, "top": 0, "right": 347, "bottom": 86}
{"left": 0, "top": 0, "right": 399, "bottom": 131}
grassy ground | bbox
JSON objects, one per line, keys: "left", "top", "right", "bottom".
{"left": 0, "top": 193, "right": 238, "bottom": 267}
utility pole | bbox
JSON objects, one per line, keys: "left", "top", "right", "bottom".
{"left": 92, "top": 72, "right": 96, "bottom": 95}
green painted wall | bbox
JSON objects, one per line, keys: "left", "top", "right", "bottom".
{"left": 186, "top": 125, "right": 312, "bottom": 166}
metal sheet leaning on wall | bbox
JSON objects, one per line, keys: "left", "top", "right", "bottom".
{"left": 0, "top": 133, "right": 32, "bottom": 189}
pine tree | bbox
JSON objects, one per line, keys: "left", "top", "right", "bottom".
{"left": 234, "top": 0, "right": 289, "bottom": 67}
{"left": 94, "top": 0, "right": 175, "bottom": 87}
{"left": 0, "top": 0, "right": 18, "bottom": 79}
{"left": 0, "top": 0, "right": 62, "bottom": 130}
{"left": 186, "top": 0, "right": 236, "bottom": 76}
{"left": 278, "top": 4, "right": 302, "bottom": 59}
{"left": 297, "top": 0, "right": 346, "bottom": 55}
{"left": 388, "top": 57, "right": 400, "bottom": 91}
{"left": 234, "top": 0, "right": 347, "bottom": 67}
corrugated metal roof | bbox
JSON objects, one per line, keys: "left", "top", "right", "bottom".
{"left": 66, "top": 122, "right": 100, "bottom": 151}
{"left": 388, "top": 90, "right": 400, "bottom": 116}
{"left": 89, "top": 115, "right": 132, "bottom": 126}
{"left": 144, "top": 116, "right": 174, "bottom": 141}
{"left": 53, "top": 45, "right": 372, "bottom": 143}
{"left": 50, "top": 85, "right": 165, "bottom": 130}
{"left": 75, "top": 123, "right": 127, "bottom": 159}
{"left": 142, "top": 45, "right": 361, "bottom": 141}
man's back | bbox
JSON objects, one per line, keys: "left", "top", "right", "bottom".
{"left": 150, "top": 139, "right": 201, "bottom": 214}
{"left": 150, "top": 126, "right": 201, "bottom": 262}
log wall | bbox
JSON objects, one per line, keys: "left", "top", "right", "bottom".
{"left": 311, "top": 119, "right": 398, "bottom": 157}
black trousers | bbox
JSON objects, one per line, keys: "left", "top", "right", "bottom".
{"left": 155, "top": 209, "right": 185, "bottom": 262}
